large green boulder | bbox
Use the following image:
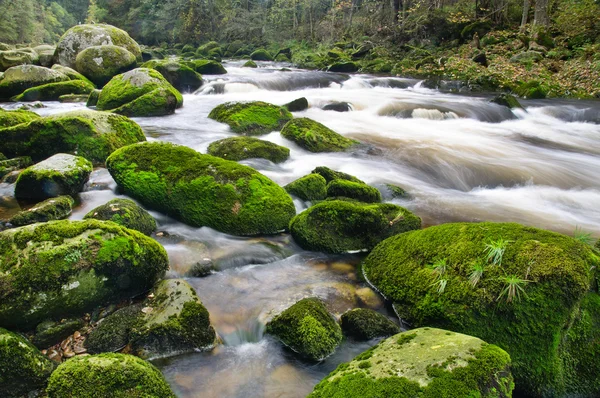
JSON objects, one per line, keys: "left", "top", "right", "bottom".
{"left": 290, "top": 200, "right": 421, "bottom": 254}
{"left": 186, "top": 59, "right": 227, "bottom": 75}
{"left": 46, "top": 353, "right": 176, "bottom": 398}
{"left": 326, "top": 179, "right": 381, "bottom": 203}
{"left": 51, "top": 64, "right": 95, "bottom": 86}
{"left": 141, "top": 59, "right": 203, "bottom": 92}
{"left": 266, "top": 298, "right": 342, "bottom": 361}
{"left": 362, "top": 222, "right": 600, "bottom": 397}
{"left": 0, "top": 65, "right": 69, "bottom": 100}
{"left": 131, "top": 279, "right": 216, "bottom": 358}
{"left": 250, "top": 49, "right": 274, "bottom": 61}
{"left": 75, "top": 45, "right": 137, "bottom": 87}
{"left": 97, "top": 68, "right": 183, "bottom": 117}
{"left": 0, "top": 328, "right": 55, "bottom": 397}
{"left": 0, "top": 49, "right": 39, "bottom": 72}
{"left": 9, "top": 195, "right": 74, "bottom": 226}
{"left": 340, "top": 308, "right": 400, "bottom": 341}
{"left": 208, "top": 101, "right": 292, "bottom": 135}
{"left": 0, "top": 219, "right": 168, "bottom": 330}
{"left": 84, "top": 198, "right": 156, "bottom": 235}
{"left": 54, "top": 24, "right": 142, "bottom": 69}
{"left": 207, "top": 136, "right": 290, "bottom": 163}
{"left": 0, "top": 110, "right": 146, "bottom": 164}
{"left": 0, "top": 108, "right": 40, "bottom": 128}
{"left": 309, "top": 327, "right": 514, "bottom": 398}
{"left": 14, "top": 153, "right": 92, "bottom": 200}
{"left": 284, "top": 173, "right": 328, "bottom": 201}
{"left": 12, "top": 80, "right": 95, "bottom": 102}
{"left": 106, "top": 142, "right": 296, "bottom": 236}
{"left": 281, "top": 118, "right": 358, "bottom": 152}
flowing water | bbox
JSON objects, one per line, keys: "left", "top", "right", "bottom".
{"left": 2, "top": 59, "right": 600, "bottom": 397}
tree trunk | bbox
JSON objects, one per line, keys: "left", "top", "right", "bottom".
{"left": 533, "top": 0, "right": 549, "bottom": 26}
{"left": 520, "top": 0, "right": 530, "bottom": 29}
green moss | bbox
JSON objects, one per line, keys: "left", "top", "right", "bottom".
{"left": 0, "top": 110, "right": 146, "bottom": 165}
{"left": 86, "top": 304, "right": 143, "bottom": 353}
{"left": 141, "top": 60, "right": 203, "bottom": 92}
{"left": 75, "top": 45, "right": 138, "bottom": 87}
{"left": 284, "top": 173, "right": 328, "bottom": 201}
{"left": 275, "top": 53, "right": 291, "bottom": 62}
{"left": 46, "top": 353, "right": 175, "bottom": 397}
{"left": 196, "top": 41, "right": 221, "bottom": 57}
{"left": 84, "top": 198, "right": 157, "bottom": 236}
{"left": 0, "top": 65, "right": 70, "bottom": 100}
{"left": 106, "top": 141, "right": 296, "bottom": 236}
{"left": 490, "top": 93, "right": 523, "bottom": 109}
{"left": 207, "top": 136, "right": 290, "bottom": 163}
{"left": 0, "top": 328, "right": 55, "bottom": 397}
{"left": 284, "top": 97, "right": 308, "bottom": 112}
{"left": 0, "top": 49, "right": 39, "bottom": 72}
{"left": 312, "top": 166, "right": 364, "bottom": 184}
{"left": 0, "top": 156, "right": 32, "bottom": 179}
{"left": 340, "top": 308, "right": 400, "bottom": 340}
{"left": 243, "top": 60, "right": 258, "bottom": 68}
{"left": 0, "top": 219, "right": 168, "bottom": 330}
{"left": 514, "top": 80, "right": 548, "bottom": 99}
{"left": 290, "top": 200, "right": 421, "bottom": 254}
{"left": 281, "top": 118, "right": 358, "bottom": 152}
{"left": 87, "top": 89, "right": 101, "bottom": 107}
{"left": 208, "top": 101, "right": 293, "bottom": 135}
{"left": 13, "top": 80, "right": 95, "bottom": 102}
{"left": 97, "top": 68, "right": 183, "bottom": 117}
{"left": 326, "top": 179, "right": 381, "bottom": 203}
{"left": 266, "top": 297, "right": 342, "bottom": 361}
{"left": 0, "top": 108, "right": 40, "bottom": 128}
{"left": 10, "top": 196, "right": 74, "bottom": 226}
{"left": 362, "top": 222, "right": 600, "bottom": 396}
{"left": 185, "top": 59, "right": 227, "bottom": 75}
{"left": 51, "top": 64, "right": 96, "bottom": 87}
{"left": 385, "top": 184, "right": 409, "bottom": 199}
{"left": 251, "top": 49, "right": 274, "bottom": 61}
{"left": 32, "top": 318, "right": 84, "bottom": 348}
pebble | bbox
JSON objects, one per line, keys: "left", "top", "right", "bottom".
{"left": 73, "top": 331, "right": 81, "bottom": 339}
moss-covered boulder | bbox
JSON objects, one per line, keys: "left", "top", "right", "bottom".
{"left": 328, "top": 61, "right": 359, "bottom": 73}
{"left": 141, "top": 59, "right": 203, "bottom": 92}
{"left": 312, "top": 166, "right": 364, "bottom": 184}
{"left": 131, "top": 279, "right": 216, "bottom": 359}
{"left": 362, "top": 222, "right": 600, "bottom": 397}
{"left": 0, "top": 328, "right": 55, "bottom": 397}
{"left": 51, "top": 64, "right": 95, "bottom": 86}
{"left": 32, "top": 318, "right": 84, "bottom": 349}
{"left": 281, "top": 118, "right": 358, "bottom": 152}
{"left": 75, "top": 45, "right": 137, "bottom": 87}
{"left": 290, "top": 200, "right": 421, "bottom": 253}
{"left": 340, "top": 308, "right": 400, "bottom": 341}
{"left": 0, "top": 219, "right": 168, "bottom": 330}
{"left": 284, "top": 173, "right": 328, "bottom": 201}
{"left": 84, "top": 198, "right": 156, "bottom": 235}
{"left": 309, "top": 327, "right": 514, "bottom": 398}
{"left": 86, "top": 304, "right": 142, "bottom": 354}
{"left": 34, "top": 44, "right": 55, "bottom": 67}
{"left": 207, "top": 137, "right": 290, "bottom": 163}
{"left": 266, "top": 298, "right": 342, "bottom": 361}
{"left": 0, "top": 49, "right": 39, "bottom": 72}
{"left": 12, "top": 80, "right": 95, "bottom": 102}
{"left": 243, "top": 60, "right": 258, "bottom": 68}
{"left": 97, "top": 68, "right": 183, "bottom": 117}
{"left": 106, "top": 142, "right": 296, "bottom": 236}
{"left": 9, "top": 195, "right": 74, "bottom": 226}
{"left": 0, "top": 110, "right": 146, "bottom": 164}
{"left": 250, "top": 49, "right": 274, "bottom": 61}
{"left": 0, "top": 65, "right": 69, "bottom": 100}
{"left": 196, "top": 41, "right": 221, "bottom": 57}
{"left": 186, "top": 59, "right": 227, "bottom": 75}
{"left": 326, "top": 179, "right": 381, "bottom": 203}
{"left": 87, "top": 88, "right": 101, "bottom": 106}
{"left": 491, "top": 93, "right": 523, "bottom": 109}
{"left": 0, "top": 156, "right": 32, "bottom": 179}
{"left": 55, "top": 24, "right": 142, "bottom": 69}
{"left": 284, "top": 97, "right": 309, "bottom": 112}
{"left": 14, "top": 154, "right": 92, "bottom": 200}
{"left": 59, "top": 93, "right": 91, "bottom": 103}
{"left": 509, "top": 51, "right": 544, "bottom": 64}
{"left": 208, "top": 101, "right": 292, "bottom": 135}
{"left": 46, "top": 353, "right": 175, "bottom": 398}
{"left": 0, "top": 108, "right": 40, "bottom": 128}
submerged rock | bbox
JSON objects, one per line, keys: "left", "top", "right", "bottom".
{"left": 290, "top": 200, "right": 421, "bottom": 253}
{"left": 281, "top": 118, "right": 358, "bottom": 152}
{"left": 322, "top": 102, "right": 352, "bottom": 112}
{"left": 97, "top": 68, "right": 183, "bottom": 117}
{"left": 9, "top": 196, "right": 74, "bottom": 226}
{"left": 266, "top": 298, "right": 342, "bottom": 361}
{"left": 75, "top": 45, "right": 137, "bottom": 87}
{"left": 46, "top": 353, "right": 175, "bottom": 397}
{"left": 106, "top": 142, "right": 296, "bottom": 236}
{"left": 363, "top": 222, "right": 600, "bottom": 396}
{"left": 13, "top": 80, "right": 95, "bottom": 102}
{"left": 0, "top": 219, "right": 168, "bottom": 330}
{"left": 14, "top": 154, "right": 92, "bottom": 200}
{"left": 0, "top": 328, "right": 55, "bottom": 397}
{"left": 340, "top": 308, "right": 400, "bottom": 340}
{"left": 207, "top": 136, "right": 290, "bottom": 163}
{"left": 209, "top": 101, "right": 292, "bottom": 135}
{"left": 141, "top": 59, "right": 204, "bottom": 92}
{"left": 0, "top": 65, "right": 69, "bottom": 100}
{"left": 284, "top": 173, "right": 328, "bottom": 201}
{"left": 309, "top": 327, "right": 513, "bottom": 398}
{"left": 84, "top": 198, "right": 157, "bottom": 236}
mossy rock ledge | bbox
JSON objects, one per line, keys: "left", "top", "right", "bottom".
{"left": 208, "top": 101, "right": 293, "bottom": 135}
{"left": 46, "top": 353, "right": 175, "bottom": 398}
{"left": 97, "top": 68, "right": 183, "bottom": 117}
{"left": 0, "top": 108, "right": 40, "bottom": 128}
{"left": 266, "top": 298, "right": 342, "bottom": 361}
{"left": 340, "top": 308, "right": 400, "bottom": 341}
{"left": 106, "top": 141, "right": 296, "bottom": 236}
{"left": 207, "top": 136, "right": 290, "bottom": 163}
{"left": 0, "top": 328, "right": 55, "bottom": 398}
{"left": 290, "top": 200, "right": 421, "bottom": 254}
{"left": 362, "top": 222, "right": 600, "bottom": 397}
{"left": 84, "top": 198, "right": 156, "bottom": 236}
{"left": 9, "top": 195, "right": 74, "bottom": 226}
{"left": 0, "top": 65, "right": 69, "bottom": 101}
{"left": 141, "top": 59, "right": 204, "bottom": 93}
{"left": 308, "top": 327, "right": 514, "bottom": 398}
{"left": 0, "top": 109, "right": 146, "bottom": 164}
{"left": 0, "top": 219, "right": 168, "bottom": 330}
{"left": 14, "top": 153, "right": 92, "bottom": 200}
{"left": 280, "top": 118, "right": 359, "bottom": 153}
{"left": 75, "top": 45, "right": 138, "bottom": 87}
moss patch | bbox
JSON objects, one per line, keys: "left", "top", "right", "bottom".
{"left": 84, "top": 198, "right": 156, "bottom": 236}
{"left": 13, "top": 80, "right": 95, "bottom": 102}
{"left": 281, "top": 118, "right": 358, "bottom": 152}
{"left": 141, "top": 59, "right": 203, "bottom": 92}
{"left": 0, "top": 108, "right": 40, "bottom": 128}
{"left": 284, "top": 173, "right": 328, "bottom": 201}
{"left": 340, "top": 308, "right": 400, "bottom": 340}
{"left": 0, "top": 65, "right": 69, "bottom": 101}
{"left": 207, "top": 136, "right": 290, "bottom": 163}
{"left": 86, "top": 304, "right": 143, "bottom": 354}
{"left": 10, "top": 196, "right": 74, "bottom": 226}
{"left": 208, "top": 101, "right": 292, "bottom": 135}
{"left": 326, "top": 179, "right": 382, "bottom": 203}
{"left": 75, "top": 45, "right": 137, "bottom": 87}
{"left": 186, "top": 59, "right": 227, "bottom": 75}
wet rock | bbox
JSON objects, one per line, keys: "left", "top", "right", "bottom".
{"left": 14, "top": 154, "right": 92, "bottom": 200}
{"left": 382, "top": 183, "right": 410, "bottom": 199}
{"left": 32, "top": 318, "right": 84, "bottom": 348}
{"left": 243, "top": 60, "right": 258, "bottom": 68}
{"left": 86, "top": 88, "right": 101, "bottom": 106}
{"left": 327, "top": 61, "right": 358, "bottom": 73}
{"left": 340, "top": 308, "right": 400, "bottom": 340}
{"left": 84, "top": 198, "right": 157, "bottom": 235}
{"left": 355, "top": 287, "right": 383, "bottom": 309}
{"left": 207, "top": 136, "right": 290, "bottom": 163}
{"left": 281, "top": 118, "right": 358, "bottom": 153}
{"left": 285, "top": 173, "right": 328, "bottom": 201}
{"left": 0, "top": 156, "right": 32, "bottom": 180}
{"left": 46, "top": 353, "right": 176, "bottom": 397}
{"left": 59, "top": 94, "right": 92, "bottom": 103}
{"left": 75, "top": 45, "right": 138, "bottom": 87}
{"left": 86, "top": 304, "right": 142, "bottom": 353}
{"left": 308, "top": 328, "right": 513, "bottom": 397}
{"left": 266, "top": 297, "right": 342, "bottom": 361}
{"left": 322, "top": 102, "right": 352, "bottom": 112}
{"left": 209, "top": 101, "right": 292, "bottom": 135}
{"left": 251, "top": 49, "right": 274, "bottom": 61}
{"left": 312, "top": 166, "right": 364, "bottom": 184}
{"left": 284, "top": 97, "right": 309, "bottom": 112}
{"left": 12, "top": 80, "right": 95, "bottom": 102}
{"left": 491, "top": 93, "right": 524, "bottom": 109}
{"left": 9, "top": 196, "right": 74, "bottom": 226}
{"left": 0, "top": 64, "right": 69, "bottom": 100}
{"left": 186, "top": 59, "right": 227, "bottom": 75}
{"left": 141, "top": 59, "right": 204, "bottom": 92}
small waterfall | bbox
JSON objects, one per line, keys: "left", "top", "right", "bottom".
{"left": 220, "top": 318, "right": 266, "bottom": 346}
